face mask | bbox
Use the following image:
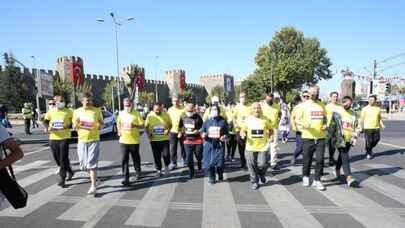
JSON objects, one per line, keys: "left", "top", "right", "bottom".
{"left": 211, "top": 110, "right": 219, "bottom": 117}
{"left": 56, "top": 102, "right": 65, "bottom": 109}
{"left": 124, "top": 107, "right": 132, "bottom": 112}
{"left": 186, "top": 111, "right": 193, "bottom": 117}
{"left": 48, "top": 105, "right": 55, "bottom": 109}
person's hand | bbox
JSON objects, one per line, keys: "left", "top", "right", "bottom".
{"left": 201, "top": 132, "right": 207, "bottom": 139}
{"left": 219, "top": 135, "right": 225, "bottom": 142}
{"left": 177, "top": 132, "right": 182, "bottom": 138}
{"left": 322, "top": 124, "right": 327, "bottom": 131}
{"left": 381, "top": 123, "right": 386, "bottom": 130}
{"left": 164, "top": 129, "right": 170, "bottom": 135}
{"left": 43, "top": 128, "right": 49, "bottom": 134}
{"left": 240, "top": 132, "right": 246, "bottom": 140}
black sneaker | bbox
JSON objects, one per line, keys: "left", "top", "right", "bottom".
{"left": 272, "top": 164, "right": 281, "bottom": 170}
{"left": 134, "top": 172, "right": 141, "bottom": 181}
{"left": 121, "top": 179, "right": 130, "bottom": 186}
{"left": 66, "top": 171, "right": 74, "bottom": 181}
{"left": 241, "top": 166, "right": 248, "bottom": 171}
{"left": 259, "top": 175, "right": 267, "bottom": 184}
{"left": 57, "top": 178, "right": 65, "bottom": 188}
{"left": 218, "top": 173, "right": 224, "bottom": 181}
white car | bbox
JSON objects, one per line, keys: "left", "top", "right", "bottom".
{"left": 100, "top": 110, "right": 117, "bottom": 135}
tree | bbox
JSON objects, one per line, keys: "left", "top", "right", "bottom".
{"left": 138, "top": 91, "right": 154, "bottom": 107}
{"left": 121, "top": 64, "right": 145, "bottom": 100}
{"left": 179, "top": 89, "right": 193, "bottom": 103}
{"left": 53, "top": 74, "right": 92, "bottom": 105}
{"left": 254, "top": 26, "right": 332, "bottom": 98}
{"left": 240, "top": 75, "right": 266, "bottom": 103}
{"left": 102, "top": 80, "right": 118, "bottom": 110}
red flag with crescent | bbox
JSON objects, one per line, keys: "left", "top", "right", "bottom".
{"left": 69, "top": 62, "right": 84, "bottom": 86}
{"left": 179, "top": 71, "right": 186, "bottom": 91}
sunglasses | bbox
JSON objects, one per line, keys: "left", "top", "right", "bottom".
{"left": 48, "top": 103, "right": 55, "bottom": 105}
{"left": 303, "top": 95, "right": 309, "bottom": 98}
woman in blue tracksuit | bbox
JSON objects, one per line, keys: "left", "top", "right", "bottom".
{"left": 201, "top": 105, "right": 228, "bottom": 185}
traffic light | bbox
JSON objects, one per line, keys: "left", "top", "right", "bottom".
{"left": 386, "top": 83, "right": 391, "bottom": 94}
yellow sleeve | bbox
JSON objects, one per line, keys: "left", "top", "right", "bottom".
{"left": 136, "top": 112, "right": 145, "bottom": 125}
{"left": 97, "top": 110, "right": 103, "bottom": 124}
{"left": 44, "top": 111, "right": 51, "bottom": 121}
{"left": 116, "top": 115, "right": 121, "bottom": 125}
{"left": 72, "top": 110, "right": 78, "bottom": 128}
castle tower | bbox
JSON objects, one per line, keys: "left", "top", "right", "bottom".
{"left": 56, "top": 56, "right": 84, "bottom": 86}
{"left": 165, "top": 69, "right": 186, "bottom": 98}
{"left": 340, "top": 68, "right": 356, "bottom": 98}
{"left": 199, "top": 73, "right": 235, "bottom": 100}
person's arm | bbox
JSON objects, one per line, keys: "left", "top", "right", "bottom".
{"left": 0, "top": 138, "right": 24, "bottom": 170}
{"left": 379, "top": 111, "right": 385, "bottom": 129}
{"left": 97, "top": 110, "right": 104, "bottom": 130}
{"left": 134, "top": 113, "right": 144, "bottom": 129}
{"left": 178, "top": 118, "right": 184, "bottom": 138}
{"left": 43, "top": 112, "right": 50, "bottom": 133}
{"left": 116, "top": 115, "right": 122, "bottom": 136}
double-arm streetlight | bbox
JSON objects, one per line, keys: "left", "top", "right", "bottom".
{"left": 97, "top": 13, "right": 135, "bottom": 111}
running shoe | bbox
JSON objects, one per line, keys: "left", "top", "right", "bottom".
{"left": 251, "top": 183, "right": 259, "bottom": 190}
{"left": 346, "top": 176, "right": 358, "bottom": 187}
{"left": 312, "top": 180, "right": 326, "bottom": 191}
{"left": 87, "top": 186, "right": 97, "bottom": 195}
{"left": 302, "top": 176, "right": 310, "bottom": 187}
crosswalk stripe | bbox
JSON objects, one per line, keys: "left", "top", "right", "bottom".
{"left": 124, "top": 169, "right": 185, "bottom": 227}
{"left": 0, "top": 161, "right": 114, "bottom": 217}
{"left": 289, "top": 166, "right": 405, "bottom": 228}
{"left": 202, "top": 173, "right": 242, "bottom": 228}
{"left": 18, "top": 167, "right": 58, "bottom": 187}
{"left": 13, "top": 160, "right": 50, "bottom": 174}
{"left": 350, "top": 167, "right": 405, "bottom": 206}
{"left": 260, "top": 175, "right": 324, "bottom": 228}
{"left": 364, "top": 163, "right": 405, "bottom": 180}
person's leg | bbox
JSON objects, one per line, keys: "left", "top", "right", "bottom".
{"left": 364, "top": 130, "right": 373, "bottom": 155}
{"left": 371, "top": 129, "right": 381, "bottom": 151}
{"left": 120, "top": 144, "right": 130, "bottom": 182}
{"left": 302, "top": 139, "right": 315, "bottom": 178}
{"left": 169, "top": 133, "right": 179, "bottom": 166}
{"left": 179, "top": 139, "right": 186, "bottom": 164}
{"left": 314, "top": 139, "right": 326, "bottom": 181}
{"left": 340, "top": 143, "right": 352, "bottom": 177}
{"left": 50, "top": 140, "right": 61, "bottom": 167}
{"left": 184, "top": 144, "right": 195, "bottom": 178}
{"left": 162, "top": 141, "right": 171, "bottom": 168}
{"left": 208, "top": 167, "right": 216, "bottom": 183}
{"left": 236, "top": 133, "right": 247, "bottom": 168}
{"left": 195, "top": 144, "right": 203, "bottom": 171}
{"left": 257, "top": 151, "right": 269, "bottom": 179}
{"left": 335, "top": 148, "right": 343, "bottom": 177}
{"left": 328, "top": 136, "right": 336, "bottom": 165}
{"left": 245, "top": 151, "right": 258, "bottom": 184}
{"left": 58, "top": 139, "right": 70, "bottom": 181}
{"left": 150, "top": 142, "right": 162, "bottom": 171}
{"left": 270, "top": 129, "right": 279, "bottom": 167}
{"left": 130, "top": 144, "right": 141, "bottom": 173}
{"left": 226, "top": 136, "right": 232, "bottom": 160}
{"left": 293, "top": 132, "right": 303, "bottom": 160}
{"left": 231, "top": 134, "right": 237, "bottom": 159}
{"left": 24, "top": 119, "right": 30, "bottom": 134}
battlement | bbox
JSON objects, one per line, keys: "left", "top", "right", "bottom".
{"left": 165, "top": 69, "right": 186, "bottom": 76}
{"left": 200, "top": 73, "right": 232, "bottom": 80}
{"left": 56, "top": 56, "right": 83, "bottom": 64}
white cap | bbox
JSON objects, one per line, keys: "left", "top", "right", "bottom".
{"left": 211, "top": 96, "right": 220, "bottom": 103}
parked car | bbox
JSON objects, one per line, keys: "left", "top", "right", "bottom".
{"left": 100, "top": 110, "right": 117, "bottom": 135}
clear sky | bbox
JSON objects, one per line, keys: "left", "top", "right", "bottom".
{"left": 1, "top": 0, "right": 404, "bottom": 96}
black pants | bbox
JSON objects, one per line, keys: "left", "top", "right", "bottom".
{"left": 226, "top": 134, "right": 237, "bottom": 159}
{"left": 150, "top": 141, "right": 171, "bottom": 171}
{"left": 364, "top": 129, "right": 380, "bottom": 155}
{"left": 24, "top": 119, "right": 31, "bottom": 134}
{"left": 302, "top": 139, "right": 325, "bottom": 181}
{"left": 207, "top": 166, "right": 224, "bottom": 183}
{"left": 184, "top": 143, "right": 203, "bottom": 177}
{"left": 50, "top": 139, "right": 72, "bottom": 180}
{"left": 236, "top": 133, "right": 247, "bottom": 168}
{"left": 336, "top": 143, "right": 352, "bottom": 176}
{"left": 120, "top": 144, "right": 141, "bottom": 180}
{"left": 327, "top": 136, "right": 336, "bottom": 162}
{"left": 32, "top": 118, "right": 39, "bottom": 128}
{"left": 293, "top": 132, "right": 303, "bottom": 159}
{"left": 169, "top": 133, "right": 186, "bottom": 164}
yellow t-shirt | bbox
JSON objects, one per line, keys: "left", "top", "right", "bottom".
{"left": 145, "top": 111, "right": 171, "bottom": 141}
{"left": 361, "top": 105, "right": 381, "bottom": 130}
{"left": 73, "top": 107, "right": 103, "bottom": 143}
{"left": 291, "top": 103, "right": 303, "bottom": 132}
{"left": 296, "top": 100, "right": 327, "bottom": 139}
{"left": 340, "top": 108, "right": 357, "bottom": 143}
{"left": 117, "top": 110, "right": 144, "bottom": 144}
{"left": 44, "top": 108, "right": 73, "bottom": 140}
{"left": 261, "top": 102, "right": 281, "bottom": 129}
{"left": 242, "top": 115, "right": 272, "bottom": 152}
{"left": 234, "top": 103, "right": 251, "bottom": 132}
{"left": 326, "top": 103, "right": 343, "bottom": 126}
{"left": 168, "top": 106, "right": 185, "bottom": 133}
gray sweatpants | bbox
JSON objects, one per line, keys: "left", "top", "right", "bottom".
{"left": 245, "top": 150, "right": 269, "bottom": 183}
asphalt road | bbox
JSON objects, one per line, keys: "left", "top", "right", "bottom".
{"left": 1, "top": 120, "right": 405, "bottom": 228}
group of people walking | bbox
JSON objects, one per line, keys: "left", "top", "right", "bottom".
{"left": 39, "top": 84, "right": 385, "bottom": 195}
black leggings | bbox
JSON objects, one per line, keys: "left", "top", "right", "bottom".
{"left": 50, "top": 139, "right": 72, "bottom": 179}
{"left": 150, "top": 141, "right": 171, "bottom": 171}
{"left": 364, "top": 129, "right": 380, "bottom": 155}
{"left": 336, "top": 143, "right": 352, "bottom": 176}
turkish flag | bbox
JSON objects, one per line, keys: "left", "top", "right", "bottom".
{"left": 180, "top": 71, "right": 186, "bottom": 91}
{"left": 135, "top": 70, "right": 145, "bottom": 89}
{"left": 69, "top": 62, "right": 84, "bottom": 86}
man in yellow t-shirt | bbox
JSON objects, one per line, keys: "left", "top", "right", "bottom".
{"left": 332, "top": 96, "right": 359, "bottom": 187}
{"left": 167, "top": 97, "right": 186, "bottom": 170}
{"left": 290, "top": 91, "right": 309, "bottom": 165}
{"left": 295, "top": 85, "right": 327, "bottom": 191}
{"left": 43, "top": 95, "right": 74, "bottom": 188}
{"left": 360, "top": 95, "right": 385, "bottom": 159}
{"left": 261, "top": 94, "right": 281, "bottom": 169}
{"left": 234, "top": 92, "right": 251, "bottom": 170}
{"left": 240, "top": 102, "right": 273, "bottom": 190}
{"left": 145, "top": 103, "right": 172, "bottom": 177}
{"left": 72, "top": 93, "right": 103, "bottom": 195}
{"left": 117, "top": 98, "right": 144, "bottom": 186}
{"left": 325, "top": 91, "right": 343, "bottom": 167}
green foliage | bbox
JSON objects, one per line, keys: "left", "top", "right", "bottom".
{"left": 0, "top": 54, "right": 35, "bottom": 112}
{"left": 122, "top": 64, "right": 145, "bottom": 100}
{"left": 254, "top": 26, "right": 332, "bottom": 98}
{"left": 240, "top": 75, "right": 266, "bottom": 103}
{"left": 138, "top": 91, "right": 154, "bottom": 107}
{"left": 102, "top": 80, "right": 118, "bottom": 110}
{"left": 179, "top": 89, "right": 193, "bottom": 103}
{"left": 53, "top": 74, "right": 92, "bottom": 105}
{"left": 205, "top": 85, "right": 234, "bottom": 104}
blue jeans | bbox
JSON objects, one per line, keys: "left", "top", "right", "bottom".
{"left": 293, "top": 132, "right": 303, "bottom": 160}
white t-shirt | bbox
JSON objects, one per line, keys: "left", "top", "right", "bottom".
{"left": 0, "top": 124, "right": 11, "bottom": 206}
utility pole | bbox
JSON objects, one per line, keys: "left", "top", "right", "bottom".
{"left": 370, "top": 60, "right": 377, "bottom": 94}
{"left": 155, "top": 56, "right": 159, "bottom": 103}
{"left": 31, "top": 56, "right": 41, "bottom": 114}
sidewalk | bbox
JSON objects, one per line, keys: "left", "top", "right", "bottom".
{"left": 382, "top": 112, "right": 405, "bottom": 121}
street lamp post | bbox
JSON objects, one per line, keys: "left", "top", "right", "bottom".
{"left": 31, "top": 56, "right": 41, "bottom": 114}
{"left": 155, "top": 56, "right": 159, "bottom": 103}
{"left": 97, "top": 13, "right": 135, "bottom": 112}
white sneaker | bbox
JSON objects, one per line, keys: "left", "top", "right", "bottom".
{"left": 87, "top": 186, "right": 97, "bottom": 195}
{"left": 312, "top": 180, "right": 326, "bottom": 191}
{"left": 55, "top": 167, "right": 61, "bottom": 175}
{"left": 164, "top": 166, "right": 170, "bottom": 175}
{"left": 168, "top": 163, "right": 176, "bottom": 170}
{"left": 302, "top": 176, "right": 310, "bottom": 187}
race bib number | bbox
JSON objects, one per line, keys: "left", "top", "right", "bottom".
{"left": 208, "top": 126, "right": 221, "bottom": 139}
{"left": 51, "top": 120, "right": 64, "bottom": 130}
{"left": 342, "top": 121, "right": 353, "bottom": 131}
{"left": 80, "top": 117, "right": 94, "bottom": 130}
{"left": 121, "top": 122, "right": 133, "bottom": 130}
{"left": 310, "top": 110, "right": 324, "bottom": 120}
{"left": 184, "top": 123, "right": 195, "bottom": 134}
{"left": 251, "top": 129, "right": 264, "bottom": 138}
{"left": 153, "top": 126, "right": 165, "bottom": 135}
